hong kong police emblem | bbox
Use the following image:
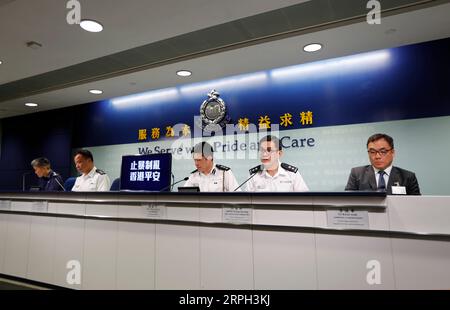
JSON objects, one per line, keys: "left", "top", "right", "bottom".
{"left": 199, "top": 89, "right": 231, "bottom": 131}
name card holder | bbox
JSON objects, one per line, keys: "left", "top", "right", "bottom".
{"left": 222, "top": 206, "right": 252, "bottom": 224}
{"left": 0, "top": 200, "right": 12, "bottom": 211}
{"left": 31, "top": 201, "right": 49, "bottom": 213}
{"left": 142, "top": 203, "right": 166, "bottom": 219}
{"left": 327, "top": 208, "right": 369, "bottom": 229}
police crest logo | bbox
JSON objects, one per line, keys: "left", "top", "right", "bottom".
{"left": 198, "top": 89, "right": 231, "bottom": 131}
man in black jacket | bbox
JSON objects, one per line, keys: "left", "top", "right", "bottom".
{"left": 345, "top": 133, "right": 421, "bottom": 195}
{"left": 31, "top": 157, "right": 65, "bottom": 191}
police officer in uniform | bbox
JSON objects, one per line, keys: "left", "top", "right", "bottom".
{"left": 72, "top": 149, "right": 111, "bottom": 191}
{"left": 184, "top": 142, "right": 240, "bottom": 192}
{"left": 246, "top": 135, "right": 309, "bottom": 192}
{"left": 30, "top": 157, "right": 65, "bottom": 191}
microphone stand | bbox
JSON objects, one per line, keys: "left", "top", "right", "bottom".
{"left": 160, "top": 177, "right": 189, "bottom": 192}
{"left": 22, "top": 171, "right": 31, "bottom": 191}
{"left": 170, "top": 173, "right": 175, "bottom": 191}
{"left": 233, "top": 165, "right": 263, "bottom": 191}
{"left": 53, "top": 173, "right": 66, "bottom": 191}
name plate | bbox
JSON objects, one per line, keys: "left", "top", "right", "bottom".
{"left": 32, "top": 201, "right": 48, "bottom": 213}
{"left": 327, "top": 208, "right": 369, "bottom": 229}
{"left": 391, "top": 186, "right": 407, "bottom": 195}
{"left": 142, "top": 203, "right": 166, "bottom": 219}
{"left": 222, "top": 207, "right": 252, "bottom": 224}
{"left": 0, "top": 200, "right": 12, "bottom": 211}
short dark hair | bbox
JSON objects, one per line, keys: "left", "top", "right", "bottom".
{"left": 367, "top": 133, "right": 394, "bottom": 149}
{"left": 75, "top": 149, "right": 94, "bottom": 161}
{"left": 192, "top": 142, "right": 214, "bottom": 159}
{"left": 259, "top": 135, "right": 282, "bottom": 151}
{"left": 31, "top": 157, "right": 51, "bottom": 168}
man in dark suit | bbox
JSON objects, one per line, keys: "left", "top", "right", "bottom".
{"left": 31, "top": 157, "right": 65, "bottom": 191}
{"left": 345, "top": 133, "right": 421, "bottom": 195}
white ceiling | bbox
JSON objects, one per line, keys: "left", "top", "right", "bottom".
{"left": 0, "top": 0, "right": 307, "bottom": 83}
{"left": 0, "top": 0, "right": 449, "bottom": 119}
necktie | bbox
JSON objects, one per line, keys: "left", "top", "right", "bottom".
{"left": 378, "top": 171, "right": 386, "bottom": 191}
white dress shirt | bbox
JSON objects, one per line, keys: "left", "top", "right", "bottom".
{"left": 183, "top": 165, "right": 241, "bottom": 192}
{"left": 72, "top": 166, "right": 111, "bottom": 192}
{"left": 373, "top": 165, "right": 392, "bottom": 188}
{"left": 246, "top": 162, "right": 309, "bottom": 192}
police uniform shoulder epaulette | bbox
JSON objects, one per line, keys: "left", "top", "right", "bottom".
{"left": 190, "top": 169, "right": 198, "bottom": 174}
{"left": 249, "top": 164, "right": 262, "bottom": 175}
{"left": 215, "top": 164, "right": 230, "bottom": 171}
{"left": 95, "top": 169, "right": 106, "bottom": 175}
{"left": 281, "top": 163, "right": 298, "bottom": 173}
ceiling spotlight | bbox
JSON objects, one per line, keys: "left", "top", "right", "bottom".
{"left": 80, "top": 19, "right": 104, "bottom": 33}
{"left": 177, "top": 70, "right": 192, "bottom": 77}
{"left": 25, "top": 103, "right": 38, "bottom": 107}
{"left": 89, "top": 89, "right": 103, "bottom": 95}
{"left": 0, "top": 60, "right": 3, "bottom": 65}
{"left": 303, "top": 43, "right": 322, "bottom": 53}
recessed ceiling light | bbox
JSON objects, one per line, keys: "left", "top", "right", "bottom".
{"left": 303, "top": 43, "right": 322, "bottom": 53}
{"left": 25, "top": 103, "right": 38, "bottom": 107}
{"left": 80, "top": 19, "right": 103, "bottom": 33}
{"left": 177, "top": 70, "right": 192, "bottom": 77}
{"left": 0, "top": 60, "right": 3, "bottom": 65}
{"left": 89, "top": 89, "right": 103, "bottom": 95}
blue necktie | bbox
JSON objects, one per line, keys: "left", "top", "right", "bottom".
{"left": 378, "top": 171, "right": 386, "bottom": 191}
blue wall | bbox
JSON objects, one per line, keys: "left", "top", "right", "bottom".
{"left": 0, "top": 108, "right": 75, "bottom": 190}
{"left": 1, "top": 37, "right": 449, "bottom": 190}
{"left": 75, "top": 37, "right": 450, "bottom": 146}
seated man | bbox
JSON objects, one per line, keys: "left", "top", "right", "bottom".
{"left": 30, "top": 157, "right": 65, "bottom": 191}
{"left": 246, "top": 135, "right": 309, "bottom": 192}
{"left": 72, "top": 149, "right": 111, "bottom": 191}
{"left": 345, "top": 133, "right": 421, "bottom": 195}
{"left": 183, "top": 142, "right": 240, "bottom": 192}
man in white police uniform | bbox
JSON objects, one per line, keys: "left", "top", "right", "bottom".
{"left": 246, "top": 135, "right": 309, "bottom": 192}
{"left": 184, "top": 142, "right": 240, "bottom": 192}
{"left": 72, "top": 149, "right": 111, "bottom": 191}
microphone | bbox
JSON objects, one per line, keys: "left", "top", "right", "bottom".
{"left": 233, "top": 165, "right": 263, "bottom": 191}
{"left": 159, "top": 176, "right": 189, "bottom": 192}
{"left": 22, "top": 171, "right": 32, "bottom": 191}
{"left": 52, "top": 172, "right": 66, "bottom": 191}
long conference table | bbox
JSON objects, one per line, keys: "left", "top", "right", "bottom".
{"left": 0, "top": 191, "right": 449, "bottom": 290}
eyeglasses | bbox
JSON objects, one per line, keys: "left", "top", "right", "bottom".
{"left": 259, "top": 148, "right": 279, "bottom": 155}
{"left": 367, "top": 148, "right": 393, "bottom": 157}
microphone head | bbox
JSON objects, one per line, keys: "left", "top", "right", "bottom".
{"left": 183, "top": 177, "right": 189, "bottom": 181}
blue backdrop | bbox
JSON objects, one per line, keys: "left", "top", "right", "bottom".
{"left": 74, "top": 37, "right": 450, "bottom": 146}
